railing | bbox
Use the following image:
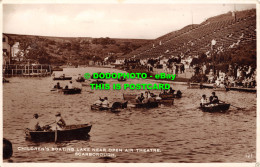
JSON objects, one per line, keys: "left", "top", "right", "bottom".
{"left": 3, "top": 64, "right": 52, "bottom": 77}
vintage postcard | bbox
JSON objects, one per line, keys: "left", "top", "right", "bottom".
{"left": 1, "top": 0, "right": 258, "bottom": 166}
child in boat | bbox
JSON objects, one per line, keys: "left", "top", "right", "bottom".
{"left": 143, "top": 91, "right": 155, "bottom": 103}
{"left": 101, "top": 97, "right": 109, "bottom": 108}
{"left": 54, "top": 82, "right": 61, "bottom": 89}
{"left": 168, "top": 87, "right": 175, "bottom": 94}
{"left": 136, "top": 93, "right": 145, "bottom": 104}
{"left": 55, "top": 112, "right": 66, "bottom": 130}
{"left": 209, "top": 92, "right": 219, "bottom": 104}
{"left": 27, "top": 114, "right": 43, "bottom": 131}
{"left": 200, "top": 94, "right": 209, "bottom": 107}
{"left": 94, "top": 98, "right": 104, "bottom": 106}
{"left": 68, "top": 81, "right": 73, "bottom": 89}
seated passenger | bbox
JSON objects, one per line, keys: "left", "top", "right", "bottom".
{"left": 54, "top": 82, "right": 61, "bottom": 89}
{"left": 209, "top": 92, "right": 219, "bottom": 104}
{"left": 94, "top": 98, "right": 104, "bottom": 106}
{"left": 168, "top": 87, "right": 175, "bottom": 94}
{"left": 101, "top": 97, "right": 109, "bottom": 108}
{"left": 78, "top": 74, "right": 82, "bottom": 79}
{"left": 176, "top": 90, "right": 182, "bottom": 98}
{"left": 54, "top": 112, "right": 66, "bottom": 130}
{"left": 27, "top": 114, "right": 43, "bottom": 131}
{"left": 136, "top": 93, "right": 145, "bottom": 104}
{"left": 200, "top": 94, "right": 209, "bottom": 107}
{"left": 68, "top": 81, "right": 73, "bottom": 89}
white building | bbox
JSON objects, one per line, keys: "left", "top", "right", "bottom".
{"left": 11, "top": 42, "right": 24, "bottom": 62}
{"left": 115, "top": 58, "right": 125, "bottom": 65}
{"left": 2, "top": 34, "right": 11, "bottom": 65}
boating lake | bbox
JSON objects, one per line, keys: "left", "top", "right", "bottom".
{"left": 3, "top": 67, "right": 256, "bottom": 163}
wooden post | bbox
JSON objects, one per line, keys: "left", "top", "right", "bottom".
{"left": 28, "top": 64, "right": 30, "bottom": 76}
{"left": 49, "top": 65, "right": 51, "bottom": 75}
{"left": 41, "top": 65, "right": 43, "bottom": 76}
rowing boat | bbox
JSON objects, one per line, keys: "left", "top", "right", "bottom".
{"left": 123, "top": 93, "right": 137, "bottom": 101}
{"left": 118, "top": 77, "right": 127, "bottom": 82}
{"left": 213, "top": 87, "right": 229, "bottom": 91}
{"left": 53, "top": 76, "right": 72, "bottom": 80}
{"left": 91, "top": 80, "right": 106, "bottom": 84}
{"left": 50, "top": 88, "right": 63, "bottom": 92}
{"left": 3, "top": 78, "right": 9, "bottom": 83}
{"left": 63, "top": 88, "right": 82, "bottom": 94}
{"left": 200, "top": 103, "right": 230, "bottom": 112}
{"left": 76, "top": 78, "right": 85, "bottom": 82}
{"left": 130, "top": 101, "right": 159, "bottom": 108}
{"left": 91, "top": 104, "right": 111, "bottom": 111}
{"left": 25, "top": 124, "right": 92, "bottom": 142}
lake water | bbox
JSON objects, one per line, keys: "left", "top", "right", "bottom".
{"left": 3, "top": 67, "right": 256, "bottom": 163}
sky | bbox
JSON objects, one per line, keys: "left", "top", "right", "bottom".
{"left": 3, "top": 3, "right": 256, "bottom": 39}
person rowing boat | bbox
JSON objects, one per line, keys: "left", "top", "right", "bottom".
{"left": 46, "top": 112, "right": 66, "bottom": 130}
{"left": 209, "top": 92, "right": 219, "bottom": 104}
{"left": 168, "top": 87, "right": 175, "bottom": 94}
{"left": 94, "top": 98, "right": 104, "bottom": 106}
{"left": 136, "top": 93, "right": 145, "bottom": 104}
{"left": 54, "top": 82, "right": 61, "bottom": 89}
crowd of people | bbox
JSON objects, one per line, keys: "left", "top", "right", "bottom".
{"left": 193, "top": 64, "right": 256, "bottom": 88}
{"left": 123, "top": 57, "right": 185, "bottom": 75}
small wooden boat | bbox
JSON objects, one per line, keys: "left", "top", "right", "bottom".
{"left": 123, "top": 93, "right": 137, "bottom": 101}
{"left": 25, "top": 124, "right": 92, "bottom": 142}
{"left": 3, "top": 78, "right": 9, "bottom": 83}
{"left": 118, "top": 77, "right": 127, "bottom": 82}
{"left": 130, "top": 101, "right": 159, "bottom": 108}
{"left": 91, "top": 80, "right": 106, "bottom": 85}
{"left": 157, "top": 90, "right": 182, "bottom": 100}
{"left": 200, "top": 103, "right": 230, "bottom": 112}
{"left": 63, "top": 88, "right": 82, "bottom": 94}
{"left": 213, "top": 87, "right": 230, "bottom": 91}
{"left": 50, "top": 88, "right": 63, "bottom": 92}
{"left": 187, "top": 82, "right": 203, "bottom": 89}
{"left": 53, "top": 76, "right": 72, "bottom": 80}
{"left": 76, "top": 78, "right": 85, "bottom": 82}
{"left": 229, "top": 87, "right": 256, "bottom": 93}
{"left": 91, "top": 104, "right": 111, "bottom": 111}
{"left": 156, "top": 99, "right": 174, "bottom": 105}
{"left": 90, "top": 105, "right": 122, "bottom": 113}
{"left": 159, "top": 93, "right": 175, "bottom": 99}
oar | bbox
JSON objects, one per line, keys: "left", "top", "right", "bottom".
{"left": 55, "top": 124, "right": 58, "bottom": 143}
{"left": 219, "top": 100, "right": 243, "bottom": 110}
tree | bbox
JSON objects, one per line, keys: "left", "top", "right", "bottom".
{"left": 92, "top": 56, "right": 102, "bottom": 63}
{"left": 25, "top": 42, "right": 51, "bottom": 64}
{"left": 18, "top": 37, "right": 32, "bottom": 59}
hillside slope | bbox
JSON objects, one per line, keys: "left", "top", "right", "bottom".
{"left": 4, "top": 34, "right": 150, "bottom": 65}
{"left": 125, "top": 9, "right": 256, "bottom": 61}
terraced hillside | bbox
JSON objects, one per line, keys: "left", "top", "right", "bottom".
{"left": 126, "top": 9, "right": 256, "bottom": 59}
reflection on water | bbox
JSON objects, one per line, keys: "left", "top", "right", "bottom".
{"left": 3, "top": 67, "right": 256, "bottom": 162}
